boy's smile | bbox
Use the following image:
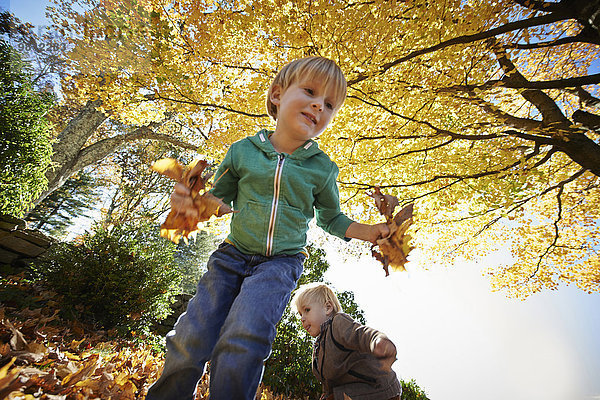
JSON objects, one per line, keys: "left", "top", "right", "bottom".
{"left": 269, "top": 79, "right": 339, "bottom": 153}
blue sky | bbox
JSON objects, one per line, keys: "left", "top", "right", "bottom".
{"left": 5, "top": 1, "right": 600, "bottom": 399}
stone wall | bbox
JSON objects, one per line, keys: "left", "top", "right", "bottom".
{"left": 0, "top": 214, "right": 55, "bottom": 272}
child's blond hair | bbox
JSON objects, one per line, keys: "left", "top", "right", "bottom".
{"left": 266, "top": 56, "right": 347, "bottom": 120}
{"left": 292, "top": 282, "right": 343, "bottom": 314}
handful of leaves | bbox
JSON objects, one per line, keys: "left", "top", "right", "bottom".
{"left": 151, "top": 158, "right": 234, "bottom": 244}
{"left": 368, "top": 187, "right": 414, "bottom": 276}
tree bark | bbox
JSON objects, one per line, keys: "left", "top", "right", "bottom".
{"left": 38, "top": 99, "right": 108, "bottom": 205}
{"left": 34, "top": 100, "right": 199, "bottom": 206}
{"left": 573, "top": 110, "right": 600, "bottom": 130}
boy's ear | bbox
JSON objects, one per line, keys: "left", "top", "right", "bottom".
{"left": 325, "top": 301, "right": 334, "bottom": 315}
{"left": 270, "top": 84, "right": 282, "bottom": 106}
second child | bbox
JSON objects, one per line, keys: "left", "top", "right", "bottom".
{"left": 293, "top": 282, "right": 402, "bottom": 400}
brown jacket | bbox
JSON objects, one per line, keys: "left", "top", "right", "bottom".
{"left": 312, "top": 313, "right": 402, "bottom": 400}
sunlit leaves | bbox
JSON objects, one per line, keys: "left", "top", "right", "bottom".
{"left": 48, "top": 0, "right": 600, "bottom": 297}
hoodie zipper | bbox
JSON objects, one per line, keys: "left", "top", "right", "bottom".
{"left": 266, "top": 154, "right": 285, "bottom": 256}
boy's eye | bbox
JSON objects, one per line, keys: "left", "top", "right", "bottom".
{"left": 304, "top": 88, "right": 314, "bottom": 95}
{"left": 325, "top": 102, "right": 334, "bottom": 110}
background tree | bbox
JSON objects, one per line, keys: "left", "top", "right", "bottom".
{"left": 44, "top": 0, "right": 599, "bottom": 298}
{"left": 0, "top": 12, "right": 68, "bottom": 93}
{"left": 34, "top": 220, "right": 182, "bottom": 333}
{"left": 0, "top": 16, "right": 54, "bottom": 217}
{"left": 25, "top": 170, "right": 100, "bottom": 237}
{"left": 172, "top": 230, "right": 221, "bottom": 294}
{"left": 99, "top": 140, "right": 182, "bottom": 225}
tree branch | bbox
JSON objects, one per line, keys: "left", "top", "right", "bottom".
{"left": 446, "top": 165, "right": 583, "bottom": 258}
{"left": 573, "top": 110, "right": 600, "bottom": 130}
{"left": 339, "top": 147, "right": 547, "bottom": 195}
{"left": 348, "top": 94, "right": 501, "bottom": 140}
{"left": 438, "top": 73, "right": 600, "bottom": 92}
{"left": 526, "top": 168, "right": 587, "bottom": 281}
{"left": 460, "top": 95, "right": 545, "bottom": 132}
{"left": 505, "top": 29, "right": 600, "bottom": 48}
{"left": 73, "top": 124, "right": 199, "bottom": 173}
{"left": 503, "top": 129, "right": 556, "bottom": 145}
{"left": 512, "top": 0, "right": 564, "bottom": 13}
{"left": 347, "top": 11, "right": 567, "bottom": 85}
{"left": 145, "top": 93, "right": 269, "bottom": 118}
{"left": 489, "top": 39, "right": 570, "bottom": 126}
{"left": 573, "top": 86, "right": 600, "bottom": 108}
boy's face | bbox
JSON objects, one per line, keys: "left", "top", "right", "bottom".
{"left": 270, "top": 77, "right": 340, "bottom": 144}
{"left": 298, "top": 300, "right": 333, "bottom": 338}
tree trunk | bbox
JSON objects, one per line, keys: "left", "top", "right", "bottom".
{"left": 36, "top": 99, "right": 108, "bottom": 206}
{"left": 32, "top": 99, "right": 199, "bottom": 208}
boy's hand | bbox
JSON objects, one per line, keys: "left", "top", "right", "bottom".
{"left": 345, "top": 222, "right": 390, "bottom": 244}
{"left": 370, "top": 223, "right": 390, "bottom": 243}
{"left": 373, "top": 337, "right": 397, "bottom": 372}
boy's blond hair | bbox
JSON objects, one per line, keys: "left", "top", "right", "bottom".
{"left": 266, "top": 56, "right": 347, "bottom": 120}
{"left": 292, "top": 282, "right": 343, "bottom": 314}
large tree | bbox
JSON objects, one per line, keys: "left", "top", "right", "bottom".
{"left": 46, "top": 0, "right": 599, "bottom": 297}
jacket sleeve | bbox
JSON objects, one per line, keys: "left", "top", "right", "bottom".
{"left": 331, "top": 314, "right": 389, "bottom": 355}
{"left": 314, "top": 162, "right": 354, "bottom": 240}
{"left": 210, "top": 144, "right": 240, "bottom": 205}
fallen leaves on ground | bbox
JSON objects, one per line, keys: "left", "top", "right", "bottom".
{"left": 0, "top": 275, "right": 164, "bottom": 399}
{"left": 368, "top": 187, "right": 415, "bottom": 276}
{"left": 0, "top": 274, "right": 300, "bottom": 400}
{"left": 151, "top": 158, "right": 235, "bottom": 244}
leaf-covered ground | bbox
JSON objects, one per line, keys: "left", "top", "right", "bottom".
{"left": 0, "top": 274, "right": 287, "bottom": 399}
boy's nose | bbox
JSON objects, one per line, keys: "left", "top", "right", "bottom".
{"left": 311, "top": 101, "right": 323, "bottom": 111}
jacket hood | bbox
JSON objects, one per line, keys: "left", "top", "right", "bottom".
{"left": 248, "top": 129, "right": 323, "bottom": 161}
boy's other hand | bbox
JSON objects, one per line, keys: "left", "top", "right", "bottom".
{"left": 171, "top": 183, "right": 198, "bottom": 218}
{"left": 345, "top": 222, "right": 390, "bottom": 244}
{"left": 373, "top": 337, "right": 397, "bottom": 372}
{"left": 371, "top": 222, "right": 390, "bottom": 243}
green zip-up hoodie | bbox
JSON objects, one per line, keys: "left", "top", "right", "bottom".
{"left": 211, "top": 129, "right": 354, "bottom": 256}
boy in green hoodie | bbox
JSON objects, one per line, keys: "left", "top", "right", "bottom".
{"left": 146, "top": 56, "right": 389, "bottom": 400}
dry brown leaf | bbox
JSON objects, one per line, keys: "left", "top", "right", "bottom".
{"left": 151, "top": 158, "right": 183, "bottom": 181}
{"left": 368, "top": 187, "right": 415, "bottom": 276}
{"left": 5, "top": 320, "right": 27, "bottom": 351}
{"left": 61, "top": 354, "right": 99, "bottom": 386}
{"left": 368, "top": 186, "right": 399, "bottom": 221}
{"left": 0, "top": 275, "right": 295, "bottom": 400}
{"left": 151, "top": 158, "right": 235, "bottom": 244}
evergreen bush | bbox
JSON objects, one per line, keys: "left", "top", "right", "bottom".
{"left": 34, "top": 222, "right": 181, "bottom": 333}
{"left": 0, "top": 38, "right": 54, "bottom": 217}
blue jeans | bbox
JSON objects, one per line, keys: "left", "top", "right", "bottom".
{"left": 146, "top": 242, "right": 305, "bottom": 400}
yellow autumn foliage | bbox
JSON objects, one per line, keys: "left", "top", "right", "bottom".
{"left": 46, "top": 0, "right": 600, "bottom": 298}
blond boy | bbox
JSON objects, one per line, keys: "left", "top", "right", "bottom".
{"left": 146, "top": 57, "right": 389, "bottom": 400}
{"left": 294, "top": 282, "right": 401, "bottom": 400}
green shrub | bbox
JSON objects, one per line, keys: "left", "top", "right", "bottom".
{"left": 34, "top": 222, "right": 182, "bottom": 333}
{"left": 401, "top": 379, "right": 430, "bottom": 400}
